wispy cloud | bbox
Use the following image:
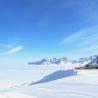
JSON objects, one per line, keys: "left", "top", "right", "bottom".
{"left": 60, "top": 32, "right": 83, "bottom": 45}
{"left": 0, "top": 45, "right": 23, "bottom": 55}
{"left": 77, "top": 45, "right": 98, "bottom": 52}
{"left": 6, "top": 46, "right": 23, "bottom": 54}
{"left": 60, "top": 25, "right": 98, "bottom": 53}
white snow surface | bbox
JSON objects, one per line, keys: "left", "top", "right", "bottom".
{"left": 0, "top": 65, "right": 98, "bottom": 98}
{"left": 0, "top": 92, "right": 36, "bottom": 98}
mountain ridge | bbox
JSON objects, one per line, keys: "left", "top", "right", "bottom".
{"left": 28, "top": 55, "right": 98, "bottom": 66}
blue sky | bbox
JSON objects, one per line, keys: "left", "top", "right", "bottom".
{"left": 0, "top": 0, "right": 98, "bottom": 65}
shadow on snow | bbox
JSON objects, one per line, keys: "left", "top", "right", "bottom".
{"left": 30, "top": 69, "right": 77, "bottom": 85}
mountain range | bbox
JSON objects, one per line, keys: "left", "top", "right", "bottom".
{"left": 28, "top": 55, "right": 98, "bottom": 66}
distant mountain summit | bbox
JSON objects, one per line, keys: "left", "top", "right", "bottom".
{"left": 28, "top": 55, "right": 98, "bottom": 66}
{"left": 28, "top": 57, "right": 68, "bottom": 65}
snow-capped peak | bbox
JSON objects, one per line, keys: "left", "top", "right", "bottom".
{"left": 28, "top": 55, "right": 98, "bottom": 67}
{"left": 28, "top": 57, "right": 68, "bottom": 65}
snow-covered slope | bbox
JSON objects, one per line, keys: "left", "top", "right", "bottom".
{"left": 1, "top": 67, "right": 98, "bottom": 98}
{"left": 0, "top": 65, "right": 98, "bottom": 98}
{"left": 0, "top": 55, "right": 98, "bottom": 98}
{"left": 0, "top": 92, "right": 36, "bottom": 98}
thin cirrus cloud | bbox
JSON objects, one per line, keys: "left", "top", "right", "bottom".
{"left": 6, "top": 46, "right": 23, "bottom": 54}
{"left": 60, "top": 25, "right": 98, "bottom": 52}
{"left": 0, "top": 45, "right": 23, "bottom": 55}
{"left": 77, "top": 45, "right": 98, "bottom": 52}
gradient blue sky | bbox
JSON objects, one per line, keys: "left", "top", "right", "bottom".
{"left": 0, "top": 0, "right": 98, "bottom": 65}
